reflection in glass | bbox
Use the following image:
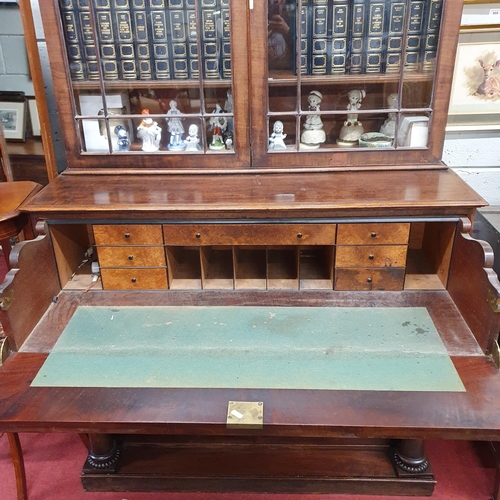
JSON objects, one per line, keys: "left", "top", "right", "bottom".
{"left": 268, "top": 0, "right": 296, "bottom": 72}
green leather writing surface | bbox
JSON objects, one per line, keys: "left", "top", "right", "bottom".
{"left": 31, "top": 306, "right": 465, "bottom": 391}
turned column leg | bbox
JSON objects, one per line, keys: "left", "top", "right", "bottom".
{"left": 392, "top": 439, "right": 430, "bottom": 474}
{"left": 83, "top": 434, "right": 121, "bottom": 473}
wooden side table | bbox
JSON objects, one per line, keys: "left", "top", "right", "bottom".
{"left": 0, "top": 181, "right": 42, "bottom": 270}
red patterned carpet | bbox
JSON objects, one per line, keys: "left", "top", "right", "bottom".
{"left": 0, "top": 251, "right": 498, "bottom": 499}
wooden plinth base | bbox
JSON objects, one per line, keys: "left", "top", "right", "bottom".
{"left": 81, "top": 436, "right": 435, "bottom": 496}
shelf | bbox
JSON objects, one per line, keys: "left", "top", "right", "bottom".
{"left": 72, "top": 79, "right": 233, "bottom": 91}
{"left": 268, "top": 72, "right": 435, "bottom": 86}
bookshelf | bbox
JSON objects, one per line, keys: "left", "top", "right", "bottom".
{"left": 37, "top": 0, "right": 461, "bottom": 172}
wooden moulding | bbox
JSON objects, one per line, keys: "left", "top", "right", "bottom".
{"left": 0, "top": 226, "right": 60, "bottom": 351}
{"left": 448, "top": 218, "right": 500, "bottom": 355}
{"left": 80, "top": 435, "right": 435, "bottom": 495}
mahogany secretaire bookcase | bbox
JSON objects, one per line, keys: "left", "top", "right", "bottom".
{"left": 1, "top": 0, "right": 500, "bottom": 495}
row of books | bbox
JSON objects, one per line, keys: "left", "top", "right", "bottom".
{"left": 60, "top": 0, "right": 231, "bottom": 81}
{"left": 296, "top": 0, "right": 443, "bottom": 75}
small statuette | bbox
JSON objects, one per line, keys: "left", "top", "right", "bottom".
{"left": 380, "top": 93, "right": 398, "bottom": 139}
{"left": 184, "top": 124, "right": 202, "bottom": 151}
{"left": 165, "top": 100, "right": 186, "bottom": 151}
{"left": 269, "top": 120, "right": 287, "bottom": 150}
{"left": 137, "top": 109, "right": 162, "bottom": 152}
{"left": 300, "top": 90, "right": 326, "bottom": 149}
{"left": 223, "top": 130, "right": 234, "bottom": 150}
{"left": 209, "top": 103, "right": 228, "bottom": 150}
{"left": 114, "top": 125, "right": 130, "bottom": 151}
{"left": 337, "top": 89, "right": 366, "bottom": 147}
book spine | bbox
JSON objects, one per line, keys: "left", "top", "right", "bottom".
{"left": 365, "top": 0, "right": 387, "bottom": 73}
{"left": 299, "top": 0, "right": 311, "bottom": 75}
{"left": 329, "top": 0, "right": 348, "bottom": 75}
{"left": 404, "top": 0, "right": 425, "bottom": 72}
{"left": 384, "top": 0, "right": 406, "bottom": 74}
{"left": 422, "top": 0, "right": 443, "bottom": 72}
{"left": 60, "top": 0, "right": 87, "bottom": 80}
{"left": 77, "top": 9, "right": 100, "bottom": 80}
{"left": 131, "top": 0, "right": 153, "bottom": 80}
{"left": 348, "top": 0, "right": 366, "bottom": 74}
{"left": 220, "top": 0, "right": 231, "bottom": 79}
{"left": 169, "top": 8, "right": 189, "bottom": 79}
{"left": 186, "top": 2, "right": 199, "bottom": 79}
{"left": 149, "top": 0, "right": 172, "bottom": 79}
{"left": 75, "top": 0, "right": 100, "bottom": 79}
{"left": 93, "top": 0, "right": 120, "bottom": 79}
{"left": 200, "top": 0, "right": 220, "bottom": 79}
{"left": 310, "top": 0, "right": 328, "bottom": 76}
{"left": 113, "top": 0, "right": 138, "bottom": 79}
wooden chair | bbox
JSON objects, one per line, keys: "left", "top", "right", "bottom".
{"left": 1, "top": 120, "right": 29, "bottom": 500}
{"left": 0, "top": 433, "right": 28, "bottom": 500}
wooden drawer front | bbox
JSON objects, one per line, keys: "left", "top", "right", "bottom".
{"left": 334, "top": 268, "right": 405, "bottom": 291}
{"left": 97, "top": 246, "right": 166, "bottom": 268}
{"left": 336, "top": 223, "right": 410, "bottom": 245}
{"left": 100, "top": 268, "right": 168, "bottom": 290}
{"left": 93, "top": 225, "right": 163, "bottom": 245}
{"left": 335, "top": 245, "right": 408, "bottom": 268}
{"left": 162, "top": 224, "right": 336, "bottom": 245}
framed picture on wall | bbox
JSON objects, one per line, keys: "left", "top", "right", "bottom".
{"left": 447, "top": 27, "right": 500, "bottom": 131}
{"left": 0, "top": 100, "right": 27, "bottom": 141}
{"left": 28, "top": 98, "right": 41, "bottom": 137}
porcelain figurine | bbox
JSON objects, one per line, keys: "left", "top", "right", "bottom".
{"left": 269, "top": 120, "right": 287, "bottom": 150}
{"left": 209, "top": 104, "right": 228, "bottom": 150}
{"left": 114, "top": 125, "right": 130, "bottom": 152}
{"left": 300, "top": 90, "right": 326, "bottom": 149}
{"left": 337, "top": 89, "right": 366, "bottom": 146}
{"left": 224, "top": 131, "right": 234, "bottom": 150}
{"left": 165, "top": 100, "right": 185, "bottom": 151}
{"left": 137, "top": 109, "right": 162, "bottom": 152}
{"left": 184, "top": 124, "right": 202, "bottom": 151}
{"left": 380, "top": 93, "right": 398, "bottom": 139}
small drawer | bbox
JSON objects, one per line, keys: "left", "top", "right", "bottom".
{"left": 336, "top": 223, "right": 410, "bottom": 245}
{"left": 162, "top": 224, "right": 336, "bottom": 245}
{"left": 100, "top": 268, "right": 168, "bottom": 290}
{"left": 97, "top": 246, "right": 166, "bottom": 267}
{"left": 335, "top": 245, "right": 408, "bottom": 267}
{"left": 93, "top": 225, "right": 163, "bottom": 245}
{"left": 334, "top": 267, "right": 405, "bottom": 291}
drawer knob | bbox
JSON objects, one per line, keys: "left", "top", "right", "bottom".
{"left": 128, "top": 255, "right": 134, "bottom": 260}
{"left": 368, "top": 254, "right": 374, "bottom": 260}
{"left": 367, "top": 277, "right": 372, "bottom": 283}
{"left": 195, "top": 233, "right": 201, "bottom": 239}
{"left": 124, "top": 232, "right": 130, "bottom": 239}
{"left": 370, "top": 232, "right": 377, "bottom": 238}
{"left": 131, "top": 277, "right": 137, "bottom": 283}
{"left": 297, "top": 233, "right": 303, "bottom": 239}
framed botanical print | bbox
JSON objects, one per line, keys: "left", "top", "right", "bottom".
{"left": 0, "top": 100, "right": 27, "bottom": 141}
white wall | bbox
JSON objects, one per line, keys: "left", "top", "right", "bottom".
{"left": 0, "top": 4, "right": 34, "bottom": 95}
{"left": 444, "top": 132, "right": 500, "bottom": 202}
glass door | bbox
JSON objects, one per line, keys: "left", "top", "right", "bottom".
{"left": 250, "top": 0, "right": 456, "bottom": 170}
{"left": 43, "top": 0, "right": 250, "bottom": 170}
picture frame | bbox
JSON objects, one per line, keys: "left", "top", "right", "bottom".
{"left": 28, "top": 98, "right": 41, "bottom": 137}
{"left": 0, "top": 100, "right": 27, "bottom": 141}
{"left": 447, "top": 27, "right": 500, "bottom": 131}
